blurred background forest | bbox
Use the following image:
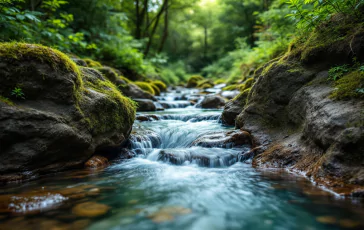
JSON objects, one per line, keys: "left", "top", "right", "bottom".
{"left": 1, "top": 0, "right": 363, "bottom": 85}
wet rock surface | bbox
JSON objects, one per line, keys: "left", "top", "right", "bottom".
{"left": 134, "top": 99, "right": 157, "bottom": 112}
{"left": 221, "top": 90, "right": 250, "bottom": 126}
{"left": 197, "top": 95, "right": 226, "bottom": 109}
{"left": 190, "top": 130, "right": 253, "bottom": 148}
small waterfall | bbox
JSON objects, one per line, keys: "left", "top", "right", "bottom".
{"left": 160, "top": 101, "right": 192, "bottom": 109}
{"left": 127, "top": 86, "right": 251, "bottom": 167}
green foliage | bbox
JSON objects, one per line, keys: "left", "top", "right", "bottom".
{"left": 328, "top": 64, "right": 350, "bottom": 81}
{"left": 11, "top": 87, "right": 25, "bottom": 99}
{"left": 331, "top": 71, "right": 364, "bottom": 100}
{"left": 286, "top": 0, "right": 364, "bottom": 32}
{"left": 134, "top": 81, "right": 155, "bottom": 95}
{"left": 0, "top": 95, "right": 14, "bottom": 105}
{"left": 203, "top": 0, "right": 294, "bottom": 85}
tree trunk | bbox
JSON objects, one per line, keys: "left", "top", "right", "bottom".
{"left": 158, "top": 0, "right": 169, "bottom": 53}
{"left": 144, "top": 0, "right": 167, "bottom": 57}
{"left": 135, "top": 0, "right": 141, "bottom": 39}
{"left": 204, "top": 26, "right": 208, "bottom": 58}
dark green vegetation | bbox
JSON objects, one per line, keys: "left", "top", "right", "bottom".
{"left": 1, "top": 0, "right": 363, "bottom": 100}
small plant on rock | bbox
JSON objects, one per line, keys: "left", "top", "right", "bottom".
{"left": 328, "top": 64, "right": 350, "bottom": 81}
{"left": 11, "top": 87, "right": 25, "bottom": 99}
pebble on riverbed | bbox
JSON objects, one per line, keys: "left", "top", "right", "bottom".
{"left": 147, "top": 206, "right": 192, "bottom": 223}
{"left": 72, "top": 202, "right": 111, "bottom": 217}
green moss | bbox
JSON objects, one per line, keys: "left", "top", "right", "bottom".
{"left": 96, "top": 67, "right": 119, "bottom": 83}
{"left": 84, "top": 58, "right": 102, "bottom": 68}
{"left": 330, "top": 71, "right": 364, "bottom": 100}
{"left": 222, "top": 84, "right": 238, "bottom": 91}
{"left": 244, "top": 78, "right": 254, "bottom": 88}
{"left": 0, "top": 95, "right": 14, "bottom": 106}
{"left": 135, "top": 81, "right": 155, "bottom": 95}
{"left": 186, "top": 75, "right": 204, "bottom": 88}
{"left": 150, "top": 83, "right": 161, "bottom": 96}
{"left": 152, "top": 80, "right": 167, "bottom": 92}
{"left": 232, "top": 88, "right": 251, "bottom": 106}
{"left": 214, "top": 79, "right": 226, "bottom": 84}
{"left": 0, "top": 42, "right": 82, "bottom": 86}
{"left": 197, "top": 79, "right": 214, "bottom": 89}
{"left": 83, "top": 77, "right": 136, "bottom": 134}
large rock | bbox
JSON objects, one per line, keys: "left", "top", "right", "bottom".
{"left": 234, "top": 23, "right": 364, "bottom": 194}
{"left": 190, "top": 130, "right": 253, "bottom": 148}
{"left": 221, "top": 89, "right": 250, "bottom": 126}
{"left": 134, "top": 99, "right": 157, "bottom": 112}
{"left": 197, "top": 95, "right": 225, "bottom": 109}
{"left": 0, "top": 43, "right": 136, "bottom": 182}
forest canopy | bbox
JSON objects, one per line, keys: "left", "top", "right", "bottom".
{"left": 1, "top": 0, "right": 363, "bottom": 85}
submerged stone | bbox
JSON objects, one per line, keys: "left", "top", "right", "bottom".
{"left": 72, "top": 202, "right": 110, "bottom": 217}
{"left": 84, "top": 155, "right": 109, "bottom": 169}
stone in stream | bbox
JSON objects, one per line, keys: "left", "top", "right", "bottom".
{"left": 0, "top": 192, "right": 67, "bottom": 214}
{"left": 72, "top": 202, "right": 110, "bottom": 217}
{"left": 134, "top": 99, "right": 157, "bottom": 111}
{"left": 221, "top": 89, "right": 250, "bottom": 126}
{"left": 197, "top": 95, "right": 226, "bottom": 109}
{"left": 0, "top": 43, "right": 135, "bottom": 183}
{"left": 190, "top": 130, "right": 253, "bottom": 148}
{"left": 136, "top": 114, "right": 160, "bottom": 122}
{"left": 84, "top": 155, "right": 109, "bottom": 169}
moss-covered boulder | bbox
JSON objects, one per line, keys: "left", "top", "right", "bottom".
{"left": 152, "top": 80, "right": 167, "bottom": 92}
{"left": 0, "top": 43, "right": 136, "bottom": 182}
{"left": 134, "top": 81, "right": 155, "bottom": 95}
{"left": 186, "top": 75, "right": 204, "bottom": 88}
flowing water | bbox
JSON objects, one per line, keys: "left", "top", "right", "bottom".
{"left": 0, "top": 88, "right": 364, "bottom": 230}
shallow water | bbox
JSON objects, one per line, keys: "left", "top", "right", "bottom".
{"left": 0, "top": 89, "right": 364, "bottom": 230}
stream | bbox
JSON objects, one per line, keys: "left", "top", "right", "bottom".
{"left": 0, "top": 88, "right": 364, "bottom": 230}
